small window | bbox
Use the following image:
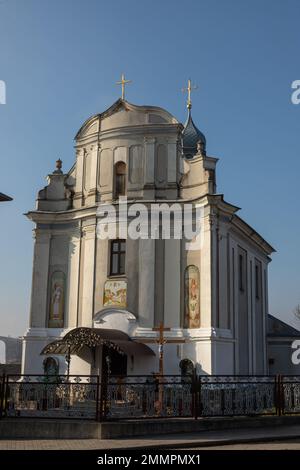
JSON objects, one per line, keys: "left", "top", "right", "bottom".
{"left": 239, "top": 254, "right": 244, "bottom": 291}
{"left": 114, "top": 162, "right": 126, "bottom": 198}
{"left": 110, "top": 239, "right": 126, "bottom": 276}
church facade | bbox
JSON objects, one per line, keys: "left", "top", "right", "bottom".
{"left": 22, "top": 89, "right": 274, "bottom": 377}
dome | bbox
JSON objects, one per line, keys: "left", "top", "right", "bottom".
{"left": 182, "top": 110, "right": 206, "bottom": 159}
{"left": 75, "top": 99, "right": 179, "bottom": 141}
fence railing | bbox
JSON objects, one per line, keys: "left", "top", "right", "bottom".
{"left": 1, "top": 373, "right": 300, "bottom": 420}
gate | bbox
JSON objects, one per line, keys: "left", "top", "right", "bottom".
{"left": 103, "top": 375, "right": 194, "bottom": 419}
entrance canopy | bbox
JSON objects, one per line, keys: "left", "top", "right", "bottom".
{"left": 40, "top": 327, "right": 155, "bottom": 357}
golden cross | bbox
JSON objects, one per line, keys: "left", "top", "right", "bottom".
{"left": 116, "top": 73, "right": 132, "bottom": 100}
{"left": 182, "top": 78, "right": 198, "bottom": 110}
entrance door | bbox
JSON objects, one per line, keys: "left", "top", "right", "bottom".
{"left": 102, "top": 345, "right": 127, "bottom": 377}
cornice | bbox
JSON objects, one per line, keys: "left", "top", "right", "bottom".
{"left": 231, "top": 214, "right": 275, "bottom": 255}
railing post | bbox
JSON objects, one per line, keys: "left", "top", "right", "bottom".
{"left": 192, "top": 372, "right": 196, "bottom": 419}
{"left": 275, "top": 374, "right": 279, "bottom": 416}
{"left": 95, "top": 375, "right": 100, "bottom": 421}
{"left": 193, "top": 374, "right": 201, "bottom": 420}
{"left": 279, "top": 374, "right": 284, "bottom": 416}
{"left": 198, "top": 375, "right": 202, "bottom": 418}
{"left": 275, "top": 374, "right": 283, "bottom": 416}
{"left": 3, "top": 375, "right": 9, "bottom": 417}
{"left": 0, "top": 373, "right": 5, "bottom": 419}
{"left": 99, "top": 372, "right": 108, "bottom": 422}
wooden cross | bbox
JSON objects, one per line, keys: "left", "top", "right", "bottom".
{"left": 152, "top": 322, "right": 170, "bottom": 376}
{"left": 181, "top": 78, "right": 198, "bottom": 110}
{"left": 116, "top": 73, "right": 132, "bottom": 100}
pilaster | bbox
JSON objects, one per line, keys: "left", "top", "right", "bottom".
{"left": 30, "top": 230, "right": 51, "bottom": 328}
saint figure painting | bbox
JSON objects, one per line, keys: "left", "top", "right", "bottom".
{"left": 184, "top": 265, "right": 200, "bottom": 328}
{"left": 48, "top": 271, "right": 65, "bottom": 328}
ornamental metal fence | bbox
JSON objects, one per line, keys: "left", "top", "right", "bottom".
{"left": 0, "top": 375, "right": 100, "bottom": 420}
{"left": 0, "top": 373, "right": 300, "bottom": 421}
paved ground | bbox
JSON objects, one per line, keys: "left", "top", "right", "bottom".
{"left": 186, "top": 440, "right": 300, "bottom": 450}
{"left": 2, "top": 425, "right": 300, "bottom": 450}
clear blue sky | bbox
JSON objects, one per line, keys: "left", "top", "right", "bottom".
{"left": 0, "top": 0, "right": 300, "bottom": 340}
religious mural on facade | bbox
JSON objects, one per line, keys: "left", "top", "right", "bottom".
{"left": 48, "top": 271, "right": 65, "bottom": 328}
{"left": 184, "top": 265, "right": 200, "bottom": 328}
{"left": 103, "top": 280, "right": 127, "bottom": 308}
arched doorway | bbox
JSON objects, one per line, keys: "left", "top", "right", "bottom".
{"left": 102, "top": 345, "right": 127, "bottom": 377}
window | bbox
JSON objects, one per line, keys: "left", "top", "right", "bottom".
{"left": 239, "top": 254, "right": 244, "bottom": 291}
{"left": 114, "top": 161, "right": 126, "bottom": 198}
{"left": 110, "top": 239, "right": 126, "bottom": 276}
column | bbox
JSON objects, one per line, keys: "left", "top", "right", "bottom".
{"left": 144, "top": 137, "right": 155, "bottom": 198}
{"left": 73, "top": 148, "right": 84, "bottom": 208}
{"left": 164, "top": 239, "right": 181, "bottom": 328}
{"left": 138, "top": 238, "right": 155, "bottom": 327}
{"left": 86, "top": 143, "right": 99, "bottom": 205}
{"left": 81, "top": 223, "right": 96, "bottom": 327}
{"left": 65, "top": 227, "right": 81, "bottom": 328}
{"left": 167, "top": 138, "right": 177, "bottom": 183}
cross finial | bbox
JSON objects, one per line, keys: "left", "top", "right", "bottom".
{"left": 116, "top": 73, "right": 132, "bottom": 101}
{"left": 182, "top": 78, "right": 198, "bottom": 110}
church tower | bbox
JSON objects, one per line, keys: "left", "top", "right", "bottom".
{"left": 22, "top": 79, "right": 274, "bottom": 377}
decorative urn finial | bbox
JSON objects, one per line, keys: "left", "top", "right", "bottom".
{"left": 54, "top": 158, "right": 63, "bottom": 174}
{"left": 56, "top": 158, "right": 62, "bottom": 170}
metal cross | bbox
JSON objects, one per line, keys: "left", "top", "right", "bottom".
{"left": 116, "top": 73, "right": 132, "bottom": 100}
{"left": 182, "top": 78, "right": 198, "bottom": 109}
{"left": 153, "top": 322, "right": 170, "bottom": 376}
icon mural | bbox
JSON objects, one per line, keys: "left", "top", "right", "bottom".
{"left": 48, "top": 271, "right": 65, "bottom": 328}
{"left": 184, "top": 265, "right": 200, "bottom": 328}
{"left": 103, "top": 280, "right": 127, "bottom": 308}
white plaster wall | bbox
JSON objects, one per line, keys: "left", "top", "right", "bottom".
{"left": 212, "top": 340, "right": 235, "bottom": 374}
{"left": 22, "top": 328, "right": 66, "bottom": 375}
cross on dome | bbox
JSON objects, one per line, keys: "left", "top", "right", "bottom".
{"left": 116, "top": 73, "right": 132, "bottom": 101}
{"left": 181, "top": 78, "right": 198, "bottom": 110}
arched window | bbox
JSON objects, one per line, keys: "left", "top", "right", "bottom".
{"left": 114, "top": 161, "right": 127, "bottom": 198}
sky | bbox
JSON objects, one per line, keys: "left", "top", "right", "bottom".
{"left": 0, "top": 0, "right": 300, "bottom": 345}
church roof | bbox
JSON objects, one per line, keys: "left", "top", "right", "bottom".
{"left": 182, "top": 109, "right": 206, "bottom": 159}
{"left": 268, "top": 314, "right": 300, "bottom": 337}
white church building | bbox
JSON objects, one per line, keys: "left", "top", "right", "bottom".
{"left": 21, "top": 83, "right": 274, "bottom": 378}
